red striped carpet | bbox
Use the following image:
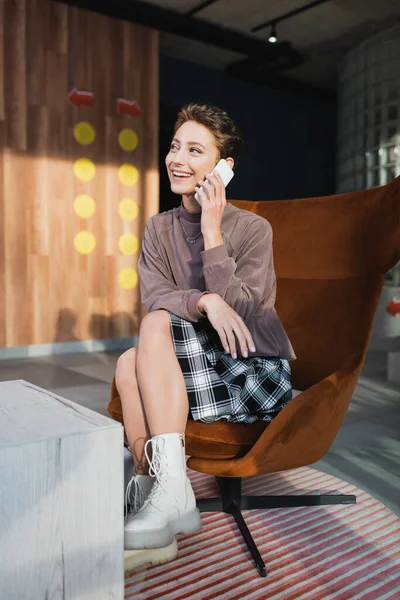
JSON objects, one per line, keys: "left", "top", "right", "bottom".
{"left": 125, "top": 467, "right": 400, "bottom": 599}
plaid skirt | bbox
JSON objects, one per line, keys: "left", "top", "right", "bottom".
{"left": 168, "top": 312, "right": 293, "bottom": 424}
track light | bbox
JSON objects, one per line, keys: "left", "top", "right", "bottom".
{"left": 268, "top": 24, "right": 277, "bottom": 43}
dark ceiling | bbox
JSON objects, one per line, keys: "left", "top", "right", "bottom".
{"left": 59, "top": 0, "right": 400, "bottom": 95}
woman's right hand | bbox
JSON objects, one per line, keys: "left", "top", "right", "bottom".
{"left": 198, "top": 293, "right": 256, "bottom": 359}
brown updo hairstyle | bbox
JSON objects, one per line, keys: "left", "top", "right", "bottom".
{"left": 174, "top": 102, "right": 243, "bottom": 166}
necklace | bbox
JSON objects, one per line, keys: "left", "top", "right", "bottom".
{"left": 180, "top": 219, "right": 202, "bottom": 244}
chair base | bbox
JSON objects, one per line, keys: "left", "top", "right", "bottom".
{"left": 196, "top": 476, "right": 356, "bottom": 578}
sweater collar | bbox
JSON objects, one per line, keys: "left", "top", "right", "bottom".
{"left": 179, "top": 200, "right": 233, "bottom": 223}
{"left": 179, "top": 200, "right": 202, "bottom": 223}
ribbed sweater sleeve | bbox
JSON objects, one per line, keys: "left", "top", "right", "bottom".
{"left": 138, "top": 217, "right": 209, "bottom": 322}
{"left": 200, "top": 219, "right": 274, "bottom": 322}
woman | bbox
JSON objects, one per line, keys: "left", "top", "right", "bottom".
{"left": 116, "top": 102, "right": 296, "bottom": 563}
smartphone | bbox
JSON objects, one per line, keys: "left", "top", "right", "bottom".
{"left": 195, "top": 158, "right": 234, "bottom": 206}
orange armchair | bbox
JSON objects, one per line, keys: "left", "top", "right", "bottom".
{"left": 108, "top": 177, "right": 400, "bottom": 576}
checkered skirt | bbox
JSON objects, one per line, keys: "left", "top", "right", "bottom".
{"left": 168, "top": 312, "right": 293, "bottom": 424}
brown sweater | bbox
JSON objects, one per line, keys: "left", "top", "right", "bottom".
{"left": 137, "top": 201, "right": 296, "bottom": 361}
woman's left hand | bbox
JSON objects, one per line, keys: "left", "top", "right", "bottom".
{"left": 195, "top": 171, "right": 226, "bottom": 240}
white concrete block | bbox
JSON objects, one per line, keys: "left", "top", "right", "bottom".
{"left": 0, "top": 380, "right": 124, "bottom": 600}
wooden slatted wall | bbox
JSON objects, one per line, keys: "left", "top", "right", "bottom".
{"left": 0, "top": 0, "right": 159, "bottom": 348}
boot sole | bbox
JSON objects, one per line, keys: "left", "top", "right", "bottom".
{"left": 124, "top": 539, "right": 178, "bottom": 572}
{"left": 125, "top": 508, "right": 202, "bottom": 550}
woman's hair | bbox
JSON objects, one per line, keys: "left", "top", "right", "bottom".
{"left": 174, "top": 102, "right": 243, "bottom": 164}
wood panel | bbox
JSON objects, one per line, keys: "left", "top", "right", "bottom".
{"left": 0, "top": 0, "right": 159, "bottom": 347}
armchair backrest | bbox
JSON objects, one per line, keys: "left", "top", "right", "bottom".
{"left": 231, "top": 178, "right": 400, "bottom": 390}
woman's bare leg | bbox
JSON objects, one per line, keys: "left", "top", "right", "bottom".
{"left": 123, "top": 310, "right": 200, "bottom": 548}
{"left": 115, "top": 310, "right": 189, "bottom": 473}
{"left": 115, "top": 348, "right": 151, "bottom": 475}
{"left": 136, "top": 310, "right": 189, "bottom": 435}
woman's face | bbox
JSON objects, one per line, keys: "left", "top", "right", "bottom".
{"left": 165, "top": 120, "right": 220, "bottom": 198}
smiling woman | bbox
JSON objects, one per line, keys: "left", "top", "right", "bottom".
{"left": 110, "top": 102, "right": 296, "bottom": 569}
{"left": 165, "top": 103, "right": 242, "bottom": 215}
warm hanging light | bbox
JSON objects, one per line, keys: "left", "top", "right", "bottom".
{"left": 268, "top": 23, "right": 277, "bottom": 43}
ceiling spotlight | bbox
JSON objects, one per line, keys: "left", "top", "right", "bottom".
{"left": 268, "top": 24, "right": 277, "bottom": 43}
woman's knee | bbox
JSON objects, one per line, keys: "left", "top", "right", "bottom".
{"left": 115, "top": 347, "right": 137, "bottom": 386}
{"left": 139, "top": 310, "right": 171, "bottom": 343}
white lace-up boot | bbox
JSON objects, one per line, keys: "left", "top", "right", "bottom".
{"left": 124, "top": 432, "right": 202, "bottom": 550}
{"left": 123, "top": 452, "right": 178, "bottom": 569}
{"left": 125, "top": 473, "right": 154, "bottom": 517}
{"left": 124, "top": 539, "right": 178, "bottom": 573}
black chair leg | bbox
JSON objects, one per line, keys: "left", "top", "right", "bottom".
{"left": 196, "top": 496, "right": 222, "bottom": 511}
{"left": 196, "top": 476, "right": 356, "bottom": 578}
{"left": 197, "top": 477, "right": 267, "bottom": 577}
{"left": 243, "top": 494, "right": 356, "bottom": 509}
{"left": 226, "top": 501, "right": 267, "bottom": 577}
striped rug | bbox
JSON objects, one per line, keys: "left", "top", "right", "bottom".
{"left": 125, "top": 467, "right": 400, "bottom": 599}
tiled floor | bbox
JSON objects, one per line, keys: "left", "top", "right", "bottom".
{"left": 1, "top": 348, "right": 399, "bottom": 516}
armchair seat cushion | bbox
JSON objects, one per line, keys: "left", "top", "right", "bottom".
{"left": 108, "top": 376, "right": 303, "bottom": 460}
{"left": 185, "top": 389, "right": 303, "bottom": 459}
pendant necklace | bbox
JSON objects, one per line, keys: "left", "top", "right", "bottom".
{"left": 180, "top": 219, "right": 202, "bottom": 244}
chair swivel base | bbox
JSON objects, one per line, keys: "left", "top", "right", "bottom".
{"left": 196, "top": 476, "right": 356, "bottom": 578}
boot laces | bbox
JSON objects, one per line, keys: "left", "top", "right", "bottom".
{"left": 125, "top": 475, "right": 145, "bottom": 518}
{"left": 142, "top": 437, "right": 179, "bottom": 507}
